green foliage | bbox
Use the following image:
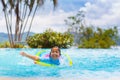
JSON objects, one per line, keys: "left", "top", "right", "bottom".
{"left": 0, "top": 42, "right": 10, "bottom": 48}
{"left": 65, "top": 10, "right": 119, "bottom": 48}
{"left": 65, "top": 11, "right": 85, "bottom": 33}
{"left": 0, "top": 42, "right": 24, "bottom": 48}
{"left": 78, "top": 26, "right": 118, "bottom": 48}
{"left": 65, "top": 11, "right": 87, "bottom": 44}
{"left": 26, "top": 29, "right": 74, "bottom": 48}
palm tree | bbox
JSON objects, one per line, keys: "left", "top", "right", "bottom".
{"left": 0, "top": 0, "right": 57, "bottom": 48}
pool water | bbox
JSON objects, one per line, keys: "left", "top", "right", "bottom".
{"left": 0, "top": 48, "right": 120, "bottom": 79}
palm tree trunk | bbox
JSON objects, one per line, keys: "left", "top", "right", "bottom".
{"left": 9, "top": 10, "right": 15, "bottom": 47}
{"left": 4, "top": 11, "right": 13, "bottom": 47}
{"left": 1, "top": 0, "right": 15, "bottom": 47}
{"left": 19, "top": 4, "right": 28, "bottom": 41}
{"left": 15, "top": 1, "right": 20, "bottom": 41}
{"left": 26, "top": 5, "right": 38, "bottom": 40}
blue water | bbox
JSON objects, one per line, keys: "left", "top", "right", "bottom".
{"left": 0, "top": 48, "right": 120, "bottom": 79}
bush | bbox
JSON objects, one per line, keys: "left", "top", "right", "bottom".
{"left": 0, "top": 42, "right": 24, "bottom": 48}
{"left": 26, "top": 29, "right": 74, "bottom": 48}
{"left": 78, "top": 27, "right": 118, "bottom": 48}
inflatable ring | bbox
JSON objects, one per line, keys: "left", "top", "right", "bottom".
{"left": 35, "top": 50, "right": 73, "bottom": 67}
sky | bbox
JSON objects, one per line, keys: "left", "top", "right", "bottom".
{"left": 0, "top": 0, "right": 120, "bottom": 33}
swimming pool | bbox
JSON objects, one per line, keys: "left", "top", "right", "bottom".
{"left": 0, "top": 48, "right": 120, "bottom": 80}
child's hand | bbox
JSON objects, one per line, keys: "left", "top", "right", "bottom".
{"left": 20, "top": 52, "right": 26, "bottom": 56}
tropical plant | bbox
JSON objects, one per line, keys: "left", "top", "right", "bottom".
{"left": 0, "top": 0, "right": 57, "bottom": 48}
{"left": 65, "top": 10, "right": 86, "bottom": 44}
{"left": 65, "top": 10, "right": 85, "bottom": 33}
{"left": 78, "top": 26, "right": 118, "bottom": 48}
{"left": 0, "top": 42, "right": 24, "bottom": 48}
{"left": 26, "top": 29, "right": 74, "bottom": 48}
{"left": 65, "top": 11, "right": 118, "bottom": 48}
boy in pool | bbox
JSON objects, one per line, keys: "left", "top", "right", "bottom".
{"left": 20, "top": 46, "right": 61, "bottom": 65}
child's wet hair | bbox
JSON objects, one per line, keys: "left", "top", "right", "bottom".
{"left": 50, "top": 46, "right": 61, "bottom": 56}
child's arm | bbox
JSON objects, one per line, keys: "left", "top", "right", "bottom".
{"left": 20, "top": 52, "right": 39, "bottom": 61}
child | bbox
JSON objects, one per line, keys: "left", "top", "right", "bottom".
{"left": 20, "top": 46, "right": 61, "bottom": 65}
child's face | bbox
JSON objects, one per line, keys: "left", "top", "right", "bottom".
{"left": 50, "top": 47, "right": 60, "bottom": 60}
